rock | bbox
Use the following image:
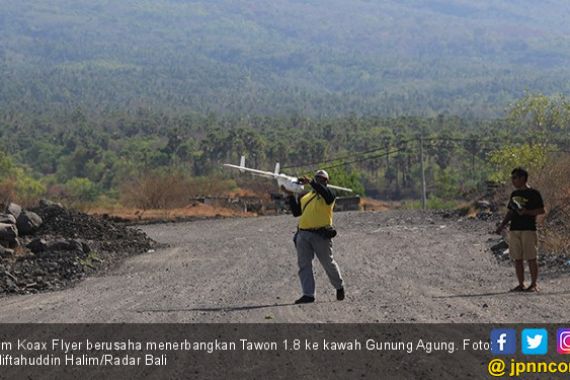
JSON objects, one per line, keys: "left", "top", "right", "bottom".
{"left": 0, "top": 223, "right": 18, "bottom": 240}
{"left": 47, "top": 239, "right": 84, "bottom": 252}
{"left": 476, "top": 211, "right": 493, "bottom": 221}
{"left": 16, "top": 211, "right": 43, "bottom": 235}
{"left": 0, "top": 223, "right": 18, "bottom": 247}
{"left": 81, "top": 241, "right": 91, "bottom": 254}
{"left": 27, "top": 238, "right": 48, "bottom": 253}
{"left": 0, "top": 213, "right": 16, "bottom": 225}
{"left": 15, "top": 252, "right": 35, "bottom": 261}
{"left": 0, "top": 245, "right": 14, "bottom": 257}
{"left": 6, "top": 203, "right": 22, "bottom": 219}
{"left": 491, "top": 240, "right": 508, "bottom": 253}
{"left": 39, "top": 199, "right": 64, "bottom": 209}
{"left": 476, "top": 200, "right": 491, "bottom": 210}
{"left": 5, "top": 278, "right": 17, "bottom": 292}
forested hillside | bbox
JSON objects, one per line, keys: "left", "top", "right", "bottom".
{"left": 1, "top": 1, "right": 570, "bottom": 208}
{"left": 1, "top": 0, "right": 570, "bottom": 117}
{"left": 1, "top": 93, "right": 569, "bottom": 209}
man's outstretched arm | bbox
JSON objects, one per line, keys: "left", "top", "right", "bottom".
{"left": 308, "top": 180, "right": 336, "bottom": 204}
{"left": 495, "top": 210, "right": 513, "bottom": 234}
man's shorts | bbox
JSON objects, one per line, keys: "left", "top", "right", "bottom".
{"left": 509, "top": 230, "right": 538, "bottom": 260}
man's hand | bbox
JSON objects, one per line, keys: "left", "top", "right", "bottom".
{"left": 297, "top": 176, "right": 311, "bottom": 185}
{"left": 494, "top": 224, "right": 505, "bottom": 235}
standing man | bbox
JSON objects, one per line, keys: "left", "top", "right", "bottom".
{"left": 495, "top": 167, "right": 545, "bottom": 292}
{"left": 283, "top": 170, "right": 345, "bottom": 304}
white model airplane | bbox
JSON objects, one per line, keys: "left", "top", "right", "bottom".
{"left": 223, "top": 156, "right": 353, "bottom": 194}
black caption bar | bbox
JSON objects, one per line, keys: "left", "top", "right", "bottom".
{"left": 0, "top": 324, "right": 567, "bottom": 379}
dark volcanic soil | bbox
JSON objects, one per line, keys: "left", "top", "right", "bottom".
{"left": 0, "top": 204, "right": 155, "bottom": 295}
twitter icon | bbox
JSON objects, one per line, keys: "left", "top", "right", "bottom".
{"left": 522, "top": 329, "right": 548, "bottom": 355}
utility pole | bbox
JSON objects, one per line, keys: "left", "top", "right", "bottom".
{"left": 419, "top": 135, "right": 427, "bottom": 210}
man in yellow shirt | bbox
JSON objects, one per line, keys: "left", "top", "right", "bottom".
{"left": 285, "top": 170, "right": 345, "bottom": 304}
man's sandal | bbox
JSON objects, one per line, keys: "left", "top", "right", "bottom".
{"left": 509, "top": 285, "right": 525, "bottom": 292}
{"left": 524, "top": 285, "right": 539, "bottom": 293}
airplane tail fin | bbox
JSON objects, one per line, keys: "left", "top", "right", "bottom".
{"left": 239, "top": 156, "right": 246, "bottom": 173}
{"left": 274, "top": 162, "right": 280, "bottom": 175}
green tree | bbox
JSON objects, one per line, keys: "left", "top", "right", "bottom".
{"left": 65, "top": 177, "right": 100, "bottom": 203}
{"left": 325, "top": 167, "right": 365, "bottom": 196}
{"left": 0, "top": 149, "right": 45, "bottom": 205}
{"left": 508, "top": 93, "right": 570, "bottom": 139}
{"left": 488, "top": 144, "right": 549, "bottom": 183}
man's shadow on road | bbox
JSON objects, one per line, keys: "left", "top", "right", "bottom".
{"left": 134, "top": 300, "right": 338, "bottom": 313}
{"left": 134, "top": 302, "right": 305, "bottom": 313}
{"left": 433, "top": 289, "right": 570, "bottom": 299}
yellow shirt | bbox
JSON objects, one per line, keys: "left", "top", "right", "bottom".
{"left": 298, "top": 190, "right": 335, "bottom": 229}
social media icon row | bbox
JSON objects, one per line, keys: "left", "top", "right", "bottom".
{"left": 490, "top": 328, "right": 570, "bottom": 355}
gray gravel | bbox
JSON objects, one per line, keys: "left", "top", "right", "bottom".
{"left": 0, "top": 210, "right": 568, "bottom": 323}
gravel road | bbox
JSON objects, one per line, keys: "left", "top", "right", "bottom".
{"left": 1, "top": 210, "right": 568, "bottom": 323}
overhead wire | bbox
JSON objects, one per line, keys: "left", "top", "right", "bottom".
{"left": 281, "top": 137, "right": 416, "bottom": 170}
{"left": 281, "top": 135, "right": 569, "bottom": 172}
{"left": 318, "top": 148, "right": 407, "bottom": 171}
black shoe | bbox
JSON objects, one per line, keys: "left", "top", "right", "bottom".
{"left": 336, "top": 288, "right": 345, "bottom": 301}
{"left": 294, "top": 295, "right": 315, "bottom": 304}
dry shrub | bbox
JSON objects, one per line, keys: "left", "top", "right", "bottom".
{"left": 361, "top": 197, "right": 391, "bottom": 212}
{"left": 0, "top": 179, "right": 16, "bottom": 208}
{"left": 120, "top": 172, "right": 238, "bottom": 210}
{"left": 186, "top": 176, "right": 237, "bottom": 197}
{"left": 0, "top": 178, "right": 42, "bottom": 209}
{"left": 534, "top": 154, "right": 570, "bottom": 209}
{"left": 534, "top": 154, "right": 570, "bottom": 253}
{"left": 541, "top": 232, "right": 570, "bottom": 254}
{"left": 120, "top": 171, "right": 191, "bottom": 210}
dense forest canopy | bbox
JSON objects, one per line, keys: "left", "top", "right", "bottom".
{"left": 1, "top": 94, "right": 569, "bottom": 207}
{"left": 1, "top": 1, "right": 570, "bottom": 207}
{"left": 1, "top": 0, "right": 570, "bottom": 117}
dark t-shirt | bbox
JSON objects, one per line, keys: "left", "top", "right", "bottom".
{"left": 508, "top": 187, "right": 544, "bottom": 231}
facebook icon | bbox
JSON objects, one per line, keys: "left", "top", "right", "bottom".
{"left": 491, "top": 329, "right": 517, "bottom": 354}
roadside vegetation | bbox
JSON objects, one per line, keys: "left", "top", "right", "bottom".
{"left": 1, "top": 93, "right": 568, "bottom": 254}
{"left": 1, "top": 94, "right": 568, "bottom": 209}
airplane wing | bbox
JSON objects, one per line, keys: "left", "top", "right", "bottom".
{"left": 328, "top": 184, "right": 353, "bottom": 193}
{"left": 224, "top": 155, "right": 294, "bottom": 180}
{"left": 223, "top": 164, "right": 277, "bottom": 179}
{"left": 223, "top": 156, "right": 354, "bottom": 194}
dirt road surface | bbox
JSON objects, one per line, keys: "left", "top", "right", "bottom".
{"left": 1, "top": 210, "right": 568, "bottom": 323}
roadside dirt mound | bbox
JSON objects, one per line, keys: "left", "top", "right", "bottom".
{"left": 0, "top": 202, "right": 155, "bottom": 295}
{"left": 90, "top": 203, "right": 254, "bottom": 223}
{"left": 360, "top": 197, "right": 391, "bottom": 211}
{"left": 33, "top": 204, "right": 153, "bottom": 253}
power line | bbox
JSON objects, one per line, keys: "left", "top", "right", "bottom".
{"left": 281, "top": 136, "right": 512, "bottom": 170}
{"left": 281, "top": 135, "right": 569, "bottom": 172}
{"left": 282, "top": 138, "right": 416, "bottom": 170}
{"left": 319, "top": 148, "right": 406, "bottom": 171}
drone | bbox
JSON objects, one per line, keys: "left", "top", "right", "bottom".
{"left": 223, "top": 156, "right": 353, "bottom": 194}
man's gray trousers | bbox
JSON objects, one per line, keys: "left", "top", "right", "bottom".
{"left": 295, "top": 230, "right": 344, "bottom": 297}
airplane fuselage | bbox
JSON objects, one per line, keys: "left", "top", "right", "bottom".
{"left": 276, "top": 176, "right": 305, "bottom": 194}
